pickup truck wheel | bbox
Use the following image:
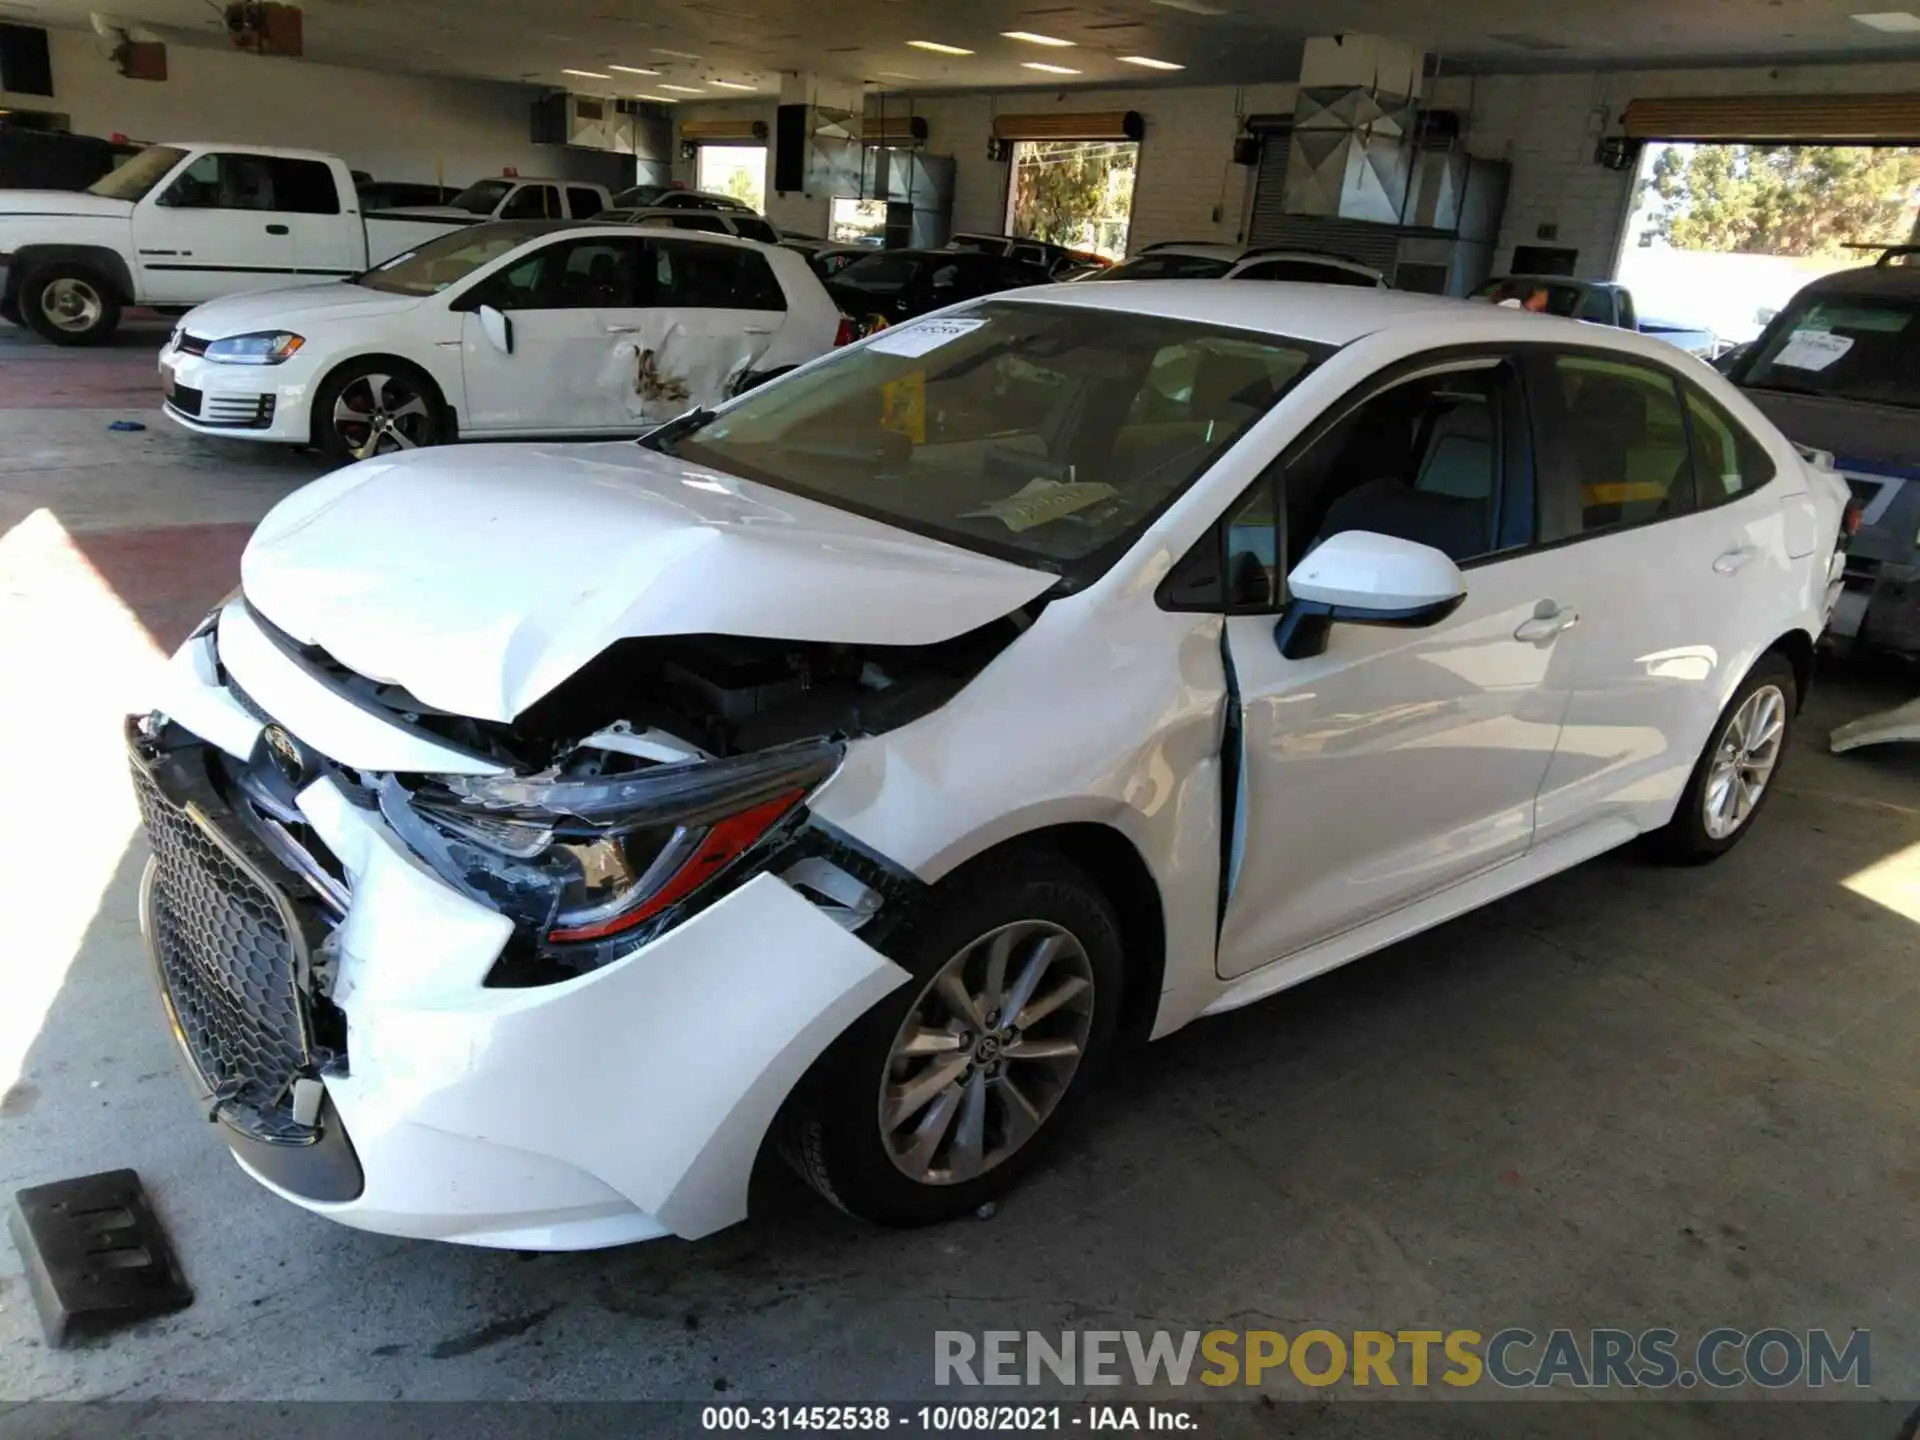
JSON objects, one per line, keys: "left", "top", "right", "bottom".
{"left": 21, "top": 263, "right": 121, "bottom": 346}
{"left": 314, "top": 362, "right": 444, "bottom": 462}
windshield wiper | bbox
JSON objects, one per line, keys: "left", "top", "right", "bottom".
{"left": 639, "top": 407, "right": 718, "bottom": 455}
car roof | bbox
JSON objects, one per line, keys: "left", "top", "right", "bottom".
{"left": 1796, "top": 262, "right": 1920, "bottom": 298}
{"left": 560, "top": 220, "right": 774, "bottom": 251}
{"left": 1232, "top": 249, "right": 1381, "bottom": 273}
{"left": 986, "top": 279, "right": 1698, "bottom": 352}
{"left": 1131, "top": 243, "right": 1245, "bottom": 261}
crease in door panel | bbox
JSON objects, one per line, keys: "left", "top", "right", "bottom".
{"left": 1216, "top": 623, "right": 1247, "bottom": 930}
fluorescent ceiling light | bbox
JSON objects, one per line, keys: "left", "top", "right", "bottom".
{"left": 1118, "top": 54, "right": 1183, "bottom": 69}
{"left": 876, "top": 70, "right": 920, "bottom": 79}
{"left": 1853, "top": 10, "right": 1920, "bottom": 28}
{"left": 609, "top": 64, "right": 660, "bottom": 75}
{"left": 653, "top": 46, "right": 702, "bottom": 58}
{"left": 907, "top": 40, "right": 974, "bottom": 54}
{"left": 562, "top": 68, "right": 611, "bottom": 78}
{"left": 657, "top": 82, "right": 706, "bottom": 92}
{"left": 1022, "top": 60, "right": 1080, "bottom": 73}
{"left": 1151, "top": 0, "right": 1226, "bottom": 13}
{"left": 1002, "top": 30, "right": 1074, "bottom": 46}
{"left": 709, "top": 78, "right": 758, "bottom": 89}
{"left": 639, "top": 94, "right": 677, "bottom": 103}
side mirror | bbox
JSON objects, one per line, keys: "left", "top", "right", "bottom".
{"left": 1275, "top": 530, "right": 1466, "bottom": 660}
{"left": 478, "top": 304, "right": 514, "bottom": 356}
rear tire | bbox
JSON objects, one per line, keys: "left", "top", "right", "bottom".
{"left": 20, "top": 262, "right": 121, "bottom": 346}
{"left": 1645, "top": 653, "right": 1796, "bottom": 865}
{"left": 312, "top": 359, "right": 445, "bottom": 463}
{"left": 780, "top": 847, "right": 1125, "bottom": 1227}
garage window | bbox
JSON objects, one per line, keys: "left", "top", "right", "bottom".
{"left": 1004, "top": 138, "right": 1138, "bottom": 261}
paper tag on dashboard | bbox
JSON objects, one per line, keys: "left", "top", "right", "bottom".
{"left": 1774, "top": 330, "right": 1854, "bottom": 371}
{"left": 868, "top": 317, "right": 986, "bottom": 358}
{"left": 964, "top": 478, "right": 1119, "bottom": 533}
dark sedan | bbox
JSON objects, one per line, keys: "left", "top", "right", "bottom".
{"left": 825, "top": 249, "right": 1050, "bottom": 330}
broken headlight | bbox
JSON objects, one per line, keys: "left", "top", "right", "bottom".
{"left": 398, "top": 739, "right": 843, "bottom": 959}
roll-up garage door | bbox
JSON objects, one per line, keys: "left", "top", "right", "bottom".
{"left": 1621, "top": 94, "right": 1920, "bottom": 143}
{"left": 992, "top": 110, "right": 1144, "bottom": 142}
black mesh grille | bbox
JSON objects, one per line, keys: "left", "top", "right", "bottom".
{"left": 165, "top": 383, "right": 203, "bottom": 418}
{"left": 133, "top": 762, "right": 317, "bottom": 1145}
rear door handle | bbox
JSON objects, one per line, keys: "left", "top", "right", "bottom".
{"left": 265, "top": 223, "right": 289, "bottom": 235}
{"left": 742, "top": 325, "right": 773, "bottom": 335}
{"left": 1714, "top": 545, "right": 1758, "bottom": 574}
{"left": 1514, "top": 602, "right": 1579, "bottom": 643}
{"left": 603, "top": 324, "right": 644, "bottom": 334}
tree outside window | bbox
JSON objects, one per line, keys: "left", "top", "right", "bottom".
{"left": 1005, "top": 139, "right": 1138, "bottom": 258}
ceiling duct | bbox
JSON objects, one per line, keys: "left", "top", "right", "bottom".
{"left": 1282, "top": 35, "right": 1421, "bottom": 225}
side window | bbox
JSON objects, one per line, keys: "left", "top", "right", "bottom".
{"left": 566, "top": 186, "right": 604, "bottom": 218}
{"left": 1223, "top": 476, "right": 1281, "bottom": 610}
{"left": 733, "top": 215, "right": 780, "bottom": 244}
{"left": 268, "top": 158, "right": 340, "bottom": 215}
{"left": 647, "top": 239, "right": 786, "bottom": 310}
{"left": 1538, "top": 354, "right": 1693, "bottom": 540}
{"left": 467, "top": 237, "right": 638, "bottom": 310}
{"left": 498, "top": 185, "right": 560, "bottom": 220}
{"left": 1284, "top": 362, "right": 1521, "bottom": 567}
{"left": 1684, "top": 385, "right": 1776, "bottom": 508}
{"left": 1572, "top": 289, "right": 1615, "bottom": 324}
{"left": 159, "top": 152, "right": 275, "bottom": 210}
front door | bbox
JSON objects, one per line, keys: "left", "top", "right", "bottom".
{"left": 1216, "top": 354, "right": 1577, "bottom": 979}
{"left": 133, "top": 151, "right": 295, "bottom": 304}
{"left": 458, "top": 234, "right": 655, "bottom": 434}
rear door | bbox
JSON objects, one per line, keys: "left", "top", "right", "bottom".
{"left": 1524, "top": 348, "right": 1783, "bottom": 843}
{"left": 273, "top": 158, "right": 363, "bottom": 278}
{"left": 624, "top": 235, "right": 785, "bottom": 408}
{"left": 132, "top": 151, "right": 294, "bottom": 303}
{"left": 458, "top": 234, "right": 655, "bottom": 434}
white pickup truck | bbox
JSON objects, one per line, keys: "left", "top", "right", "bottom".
{"left": 0, "top": 142, "right": 574, "bottom": 345}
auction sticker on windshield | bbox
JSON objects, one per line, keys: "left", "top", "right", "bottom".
{"left": 868, "top": 317, "right": 986, "bottom": 358}
{"left": 1775, "top": 330, "right": 1854, "bottom": 371}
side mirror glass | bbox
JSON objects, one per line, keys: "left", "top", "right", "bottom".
{"left": 478, "top": 304, "right": 514, "bottom": 356}
{"left": 1276, "top": 530, "right": 1467, "bottom": 660}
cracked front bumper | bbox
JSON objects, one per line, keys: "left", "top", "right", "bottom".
{"left": 134, "top": 629, "right": 909, "bottom": 1250}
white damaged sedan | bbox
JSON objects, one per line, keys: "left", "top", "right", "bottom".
{"left": 132, "top": 285, "right": 1847, "bottom": 1249}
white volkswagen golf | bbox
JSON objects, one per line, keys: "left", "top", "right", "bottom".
{"left": 132, "top": 285, "right": 1847, "bottom": 1250}
{"left": 157, "top": 220, "right": 843, "bottom": 460}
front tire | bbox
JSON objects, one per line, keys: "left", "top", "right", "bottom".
{"left": 1646, "top": 653, "right": 1796, "bottom": 865}
{"left": 20, "top": 262, "right": 121, "bottom": 346}
{"left": 312, "top": 360, "right": 444, "bottom": 462}
{"left": 782, "top": 848, "right": 1126, "bottom": 1227}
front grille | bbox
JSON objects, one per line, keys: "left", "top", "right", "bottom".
{"left": 166, "top": 383, "right": 203, "bottom": 418}
{"left": 133, "top": 760, "right": 319, "bottom": 1145}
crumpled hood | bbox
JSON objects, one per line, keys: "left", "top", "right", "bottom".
{"left": 240, "top": 442, "right": 1057, "bottom": 723}
{"left": 0, "top": 190, "right": 131, "bottom": 219}
{"left": 180, "top": 282, "right": 422, "bottom": 335}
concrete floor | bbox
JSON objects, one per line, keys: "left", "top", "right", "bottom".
{"left": 1, "top": 319, "right": 1918, "bottom": 1415}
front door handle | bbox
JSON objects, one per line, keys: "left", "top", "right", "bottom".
{"left": 604, "top": 324, "right": 644, "bottom": 334}
{"left": 1514, "top": 601, "right": 1579, "bottom": 643}
{"left": 742, "top": 325, "right": 773, "bottom": 335}
{"left": 265, "top": 223, "right": 289, "bottom": 235}
{"left": 1714, "top": 545, "right": 1758, "bottom": 574}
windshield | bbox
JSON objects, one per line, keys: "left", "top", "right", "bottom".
{"left": 1092, "top": 253, "right": 1234, "bottom": 281}
{"left": 1735, "top": 291, "right": 1920, "bottom": 410}
{"left": 614, "top": 184, "right": 670, "bottom": 207}
{"left": 86, "top": 145, "right": 188, "bottom": 202}
{"left": 644, "top": 300, "right": 1329, "bottom": 577}
{"left": 355, "top": 224, "right": 537, "bottom": 295}
{"left": 1472, "top": 278, "right": 1613, "bottom": 321}
{"left": 445, "top": 179, "right": 514, "bottom": 215}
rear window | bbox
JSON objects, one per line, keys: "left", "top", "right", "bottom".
{"left": 733, "top": 215, "right": 780, "bottom": 244}
{"left": 645, "top": 300, "right": 1329, "bottom": 580}
{"left": 1735, "top": 291, "right": 1920, "bottom": 410}
{"left": 1236, "top": 259, "right": 1376, "bottom": 287}
{"left": 832, "top": 254, "right": 923, "bottom": 293}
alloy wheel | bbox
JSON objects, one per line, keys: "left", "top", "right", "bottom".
{"left": 878, "top": 919, "right": 1095, "bottom": 1186}
{"left": 331, "top": 372, "right": 433, "bottom": 459}
{"left": 41, "top": 278, "right": 103, "bottom": 334}
{"left": 1703, "top": 683, "right": 1787, "bottom": 840}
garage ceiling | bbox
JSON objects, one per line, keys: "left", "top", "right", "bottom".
{"left": 8, "top": 0, "right": 1920, "bottom": 95}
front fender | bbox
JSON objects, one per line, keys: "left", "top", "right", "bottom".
{"left": 5, "top": 236, "right": 136, "bottom": 303}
